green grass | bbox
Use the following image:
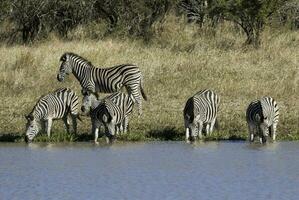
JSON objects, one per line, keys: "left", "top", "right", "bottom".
{"left": 0, "top": 16, "right": 298, "bottom": 143}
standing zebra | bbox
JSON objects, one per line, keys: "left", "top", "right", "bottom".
{"left": 246, "top": 97, "right": 279, "bottom": 143}
{"left": 81, "top": 91, "right": 134, "bottom": 143}
{"left": 25, "top": 88, "right": 80, "bottom": 142}
{"left": 57, "top": 52, "right": 147, "bottom": 115}
{"left": 183, "top": 89, "right": 220, "bottom": 141}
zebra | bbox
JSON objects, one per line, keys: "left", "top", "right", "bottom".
{"left": 246, "top": 97, "right": 279, "bottom": 143}
{"left": 183, "top": 89, "right": 220, "bottom": 142}
{"left": 57, "top": 52, "right": 147, "bottom": 115}
{"left": 81, "top": 90, "right": 134, "bottom": 143}
{"left": 25, "top": 88, "right": 80, "bottom": 142}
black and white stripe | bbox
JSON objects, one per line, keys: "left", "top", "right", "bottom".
{"left": 81, "top": 91, "right": 134, "bottom": 143}
{"left": 25, "top": 88, "right": 80, "bottom": 142}
{"left": 57, "top": 52, "right": 147, "bottom": 115}
{"left": 246, "top": 97, "right": 279, "bottom": 143}
{"left": 183, "top": 89, "right": 220, "bottom": 141}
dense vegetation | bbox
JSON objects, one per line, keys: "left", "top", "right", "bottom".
{"left": 0, "top": 0, "right": 298, "bottom": 46}
{"left": 0, "top": 0, "right": 298, "bottom": 142}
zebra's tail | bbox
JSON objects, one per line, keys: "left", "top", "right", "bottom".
{"left": 140, "top": 77, "right": 147, "bottom": 101}
{"left": 76, "top": 114, "right": 82, "bottom": 122}
{"left": 214, "top": 118, "right": 220, "bottom": 130}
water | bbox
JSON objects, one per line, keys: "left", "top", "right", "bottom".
{"left": 0, "top": 141, "right": 299, "bottom": 200}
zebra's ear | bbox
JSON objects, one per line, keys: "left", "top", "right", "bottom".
{"left": 185, "top": 114, "right": 191, "bottom": 122}
{"left": 255, "top": 114, "right": 261, "bottom": 122}
{"left": 25, "top": 114, "right": 34, "bottom": 121}
{"left": 60, "top": 54, "right": 67, "bottom": 62}
{"left": 102, "top": 114, "right": 108, "bottom": 123}
{"left": 81, "top": 89, "right": 89, "bottom": 96}
{"left": 93, "top": 92, "right": 99, "bottom": 99}
{"left": 24, "top": 115, "right": 29, "bottom": 120}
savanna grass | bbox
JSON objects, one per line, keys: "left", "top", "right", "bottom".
{"left": 0, "top": 16, "right": 298, "bottom": 142}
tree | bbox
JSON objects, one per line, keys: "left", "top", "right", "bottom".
{"left": 275, "top": 0, "right": 299, "bottom": 30}
{"left": 93, "top": 0, "right": 119, "bottom": 33}
{"left": 9, "top": 0, "right": 49, "bottom": 43}
{"left": 218, "top": 0, "right": 287, "bottom": 47}
{"left": 92, "top": 0, "right": 173, "bottom": 39}
{"left": 179, "top": 0, "right": 223, "bottom": 27}
{"left": 180, "top": 0, "right": 288, "bottom": 47}
{"left": 46, "top": 0, "right": 94, "bottom": 38}
{"left": 0, "top": 0, "right": 10, "bottom": 22}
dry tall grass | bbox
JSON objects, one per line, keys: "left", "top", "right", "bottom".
{"left": 0, "top": 16, "right": 298, "bottom": 141}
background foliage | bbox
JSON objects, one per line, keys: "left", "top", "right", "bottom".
{"left": 0, "top": 0, "right": 298, "bottom": 46}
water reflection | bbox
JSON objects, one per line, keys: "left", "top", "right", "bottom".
{"left": 245, "top": 141, "right": 279, "bottom": 151}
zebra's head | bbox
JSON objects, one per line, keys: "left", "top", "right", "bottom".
{"left": 81, "top": 90, "right": 99, "bottom": 115}
{"left": 101, "top": 100, "right": 117, "bottom": 142}
{"left": 57, "top": 53, "right": 72, "bottom": 81}
{"left": 25, "top": 114, "right": 39, "bottom": 143}
{"left": 184, "top": 114, "right": 198, "bottom": 141}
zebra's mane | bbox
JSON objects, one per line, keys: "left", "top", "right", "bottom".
{"left": 27, "top": 99, "right": 42, "bottom": 120}
{"left": 61, "top": 52, "right": 93, "bottom": 67}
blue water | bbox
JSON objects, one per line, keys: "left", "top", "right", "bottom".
{"left": 0, "top": 141, "right": 299, "bottom": 200}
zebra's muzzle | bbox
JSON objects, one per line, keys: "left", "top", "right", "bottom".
{"left": 57, "top": 74, "right": 64, "bottom": 82}
{"left": 188, "top": 136, "right": 196, "bottom": 142}
{"left": 24, "top": 136, "right": 32, "bottom": 143}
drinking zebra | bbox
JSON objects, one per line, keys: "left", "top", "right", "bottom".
{"left": 183, "top": 89, "right": 220, "bottom": 141}
{"left": 81, "top": 91, "right": 134, "bottom": 143}
{"left": 25, "top": 88, "right": 80, "bottom": 142}
{"left": 246, "top": 97, "right": 279, "bottom": 143}
{"left": 57, "top": 52, "right": 147, "bottom": 115}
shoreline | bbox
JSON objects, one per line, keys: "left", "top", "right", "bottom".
{"left": 1, "top": 132, "right": 298, "bottom": 143}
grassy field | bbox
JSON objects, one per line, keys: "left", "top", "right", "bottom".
{"left": 0, "top": 17, "right": 298, "bottom": 142}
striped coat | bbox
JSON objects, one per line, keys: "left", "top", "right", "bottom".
{"left": 183, "top": 89, "right": 220, "bottom": 141}
{"left": 25, "top": 88, "right": 80, "bottom": 142}
{"left": 57, "top": 52, "right": 146, "bottom": 115}
{"left": 246, "top": 97, "right": 279, "bottom": 143}
{"left": 81, "top": 91, "right": 134, "bottom": 143}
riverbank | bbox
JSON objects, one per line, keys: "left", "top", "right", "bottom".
{"left": 1, "top": 131, "right": 299, "bottom": 143}
{"left": 0, "top": 20, "right": 298, "bottom": 142}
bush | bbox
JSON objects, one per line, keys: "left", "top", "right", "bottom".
{"left": 275, "top": 1, "right": 299, "bottom": 30}
{"left": 179, "top": 0, "right": 288, "bottom": 47}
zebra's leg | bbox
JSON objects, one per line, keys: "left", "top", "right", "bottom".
{"left": 120, "top": 124, "right": 123, "bottom": 134}
{"left": 47, "top": 119, "right": 53, "bottom": 138}
{"left": 71, "top": 115, "right": 77, "bottom": 135}
{"left": 128, "top": 86, "right": 142, "bottom": 116}
{"left": 185, "top": 128, "right": 190, "bottom": 142}
{"left": 123, "top": 117, "right": 129, "bottom": 134}
{"left": 115, "top": 124, "right": 121, "bottom": 135}
{"left": 271, "top": 123, "right": 277, "bottom": 141}
{"left": 248, "top": 124, "right": 254, "bottom": 142}
{"left": 136, "top": 94, "right": 142, "bottom": 116}
{"left": 205, "top": 123, "right": 210, "bottom": 136}
{"left": 63, "top": 116, "right": 70, "bottom": 134}
{"left": 184, "top": 119, "right": 190, "bottom": 141}
{"left": 259, "top": 125, "right": 268, "bottom": 144}
{"left": 259, "top": 137, "right": 263, "bottom": 144}
{"left": 197, "top": 121, "right": 203, "bottom": 139}
{"left": 41, "top": 120, "right": 46, "bottom": 134}
{"left": 94, "top": 128, "right": 99, "bottom": 144}
{"left": 209, "top": 118, "right": 216, "bottom": 134}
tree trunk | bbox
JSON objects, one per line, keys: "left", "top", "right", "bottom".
{"left": 241, "top": 22, "right": 262, "bottom": 48}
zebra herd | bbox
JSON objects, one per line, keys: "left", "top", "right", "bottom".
{"left": 25, "top": 52, "right": 279, "bottom": 144}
